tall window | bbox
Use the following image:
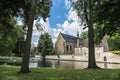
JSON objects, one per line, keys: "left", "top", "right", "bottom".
{"left": 70, "top": 46, "right": 72, "bottom": 51}
{"left": 66, "top": 45, "right": 69, "bottom": 51}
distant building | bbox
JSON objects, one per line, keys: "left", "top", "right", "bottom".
{"left": 55, "top": 32, "right": 109, "bottom": 55}
{"left": 55, "top": 32, "right": 84, "bottom": 55}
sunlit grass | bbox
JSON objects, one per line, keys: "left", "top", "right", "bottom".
{"left": 0, "top": 65, "right": 120, "bottom": 80}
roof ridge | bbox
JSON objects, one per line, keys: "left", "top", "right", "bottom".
{"left": 61, "top": 33, "right": 78, "bottom": 38}
{"left": 60, "top": 33, "right": 82, "bottom": 43}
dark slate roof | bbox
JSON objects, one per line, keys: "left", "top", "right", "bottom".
{"left": 61, "top": 33, "right": 83, "bottom": 43}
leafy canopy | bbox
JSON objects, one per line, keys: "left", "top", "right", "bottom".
{"left": 0, "top": 17, "right": 22, "bottom": 56}
{"left": 95, "top": 0, "right": 120, "bottom": 42}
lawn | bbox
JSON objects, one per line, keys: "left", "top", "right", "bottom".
{"left": 0, "top": 65, "right": 120, "bottom": 80}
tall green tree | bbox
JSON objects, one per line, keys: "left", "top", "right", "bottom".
{"left": 73, "top": 0, "right": 104, "bottom": 68}
{"left": 37, "top": 33, "right": 54, "bottom": 66}
{"left": 19, "top": 0, "right": 36, "bottom": 73}
{"left": 19, "top": 0, "right": 52, "bottom": 73}
{"left": 38, "top": 33, "right": 54, "bottom": 58}
{"left": 0, "top": 1, "right": 25, "bottom": 56}
{"left": 0, "top": 17, "right": 22, "bottom": 56}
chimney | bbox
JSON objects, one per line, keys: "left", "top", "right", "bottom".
{"left": 77, "top": 31, "right": 79, "bottom": 47}
{"left": 77, "top": 39, "right": 79, "bottom": 47}
{"left": 77, "top": 31, "right": 79, "bottom": 37}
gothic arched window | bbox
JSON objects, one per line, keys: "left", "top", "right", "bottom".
{"left": 70, "top": 46, "right": 72, "bottom": 51}
{"left": 66, "top": 45, "right": 69, "bottom": 51}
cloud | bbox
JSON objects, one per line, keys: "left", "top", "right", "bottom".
{"left": 67, "top": 8, "right": 80, "bottom": 22}
{"left": 65, "top": 0, "right": 77, "bottom": 9}
{"left": 55, "top": 7, "right": 84, "bottom": 37}
{"left": 65, "top": 0, "right": 71, "bottom": 9}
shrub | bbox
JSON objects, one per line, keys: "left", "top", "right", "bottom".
{"left": 111, "top": 50, "right": 120, "bottom": 55}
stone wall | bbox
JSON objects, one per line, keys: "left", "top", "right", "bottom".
{"left": 74, "top": 47, "right": 104, "bottom": 56}
{"left": 74, "top": 47, "right": 88, "bottom": 55}
{"left": 46, "top": 52, "right": 120, "bottom": 64}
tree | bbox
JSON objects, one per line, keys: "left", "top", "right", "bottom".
{"left": 19, "top": 0, "right": 52, "bottom": 73}
{"left": 19, "top": 0, "right": 36, "bottom": 73}
{"left": 106, "top": 34, "right": 120, "bottom": 51}
{"left": 0, "top": 17, "right": 22, "bottom": 56}
{"left": 37, "top": 33, "right": 54, "bottom": 60}
{"left": 0, "top": 0, "right": 26, "bottom": 56}
{"left": 95, "top": 0, "right": 120, "bottom": 43}
{"left": 37, "top": 33, "right": 54, "bottom": 67}
{"left": 0, "top": 0, "right": 24, "bottom": 18}
{"left": 13, "top": 31, "right": 25, "bottom": 57}
{"left": 73, "top": 0, "right": 102, "bottom": 68}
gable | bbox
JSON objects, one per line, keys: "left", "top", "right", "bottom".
{"left": 55, "top": 33, "right": 65, "bottom": 45}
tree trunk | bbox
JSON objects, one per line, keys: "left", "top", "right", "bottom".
{"left": 87, "top": 22, "right": 98, "bottom": 68}
{"left": 87, "top": 0, "right": 99, "bottom": 69}
{"left": 42, "top": 55, "right": 46, "bottom": 67}
{"left": 19, "top": 0, "right": 36, "bottom": 73}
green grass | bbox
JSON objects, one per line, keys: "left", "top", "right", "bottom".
{"left": 0, "top": 65, "right": 120, "bottom": 80}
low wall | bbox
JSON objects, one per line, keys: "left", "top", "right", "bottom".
{"left": 45, "top": 52, "right": 120, "bottom": 64}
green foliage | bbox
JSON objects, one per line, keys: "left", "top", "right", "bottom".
{"left": 0, "top": 65, "right": 120, "bottom": 80}
{"left": 80, "top": 31, "right": 88, "bottom": 39}
{"left": 111, "top": 50, "right": 120, "bottom": 55}
{"left": 21, "top": 0, "right": 52, "bottom": 25}
{"left": 0, "top": 17, "right": 22, "bottom": 56}
{"left": 34, "top": 48, "right": 40, "bottom": 55}
{"left": 95, "top": 0, "right": 120, "bottom": 42}
{"left": 0, "top": 0, "right": 24, "bottom": 18}
{"left": 35, "top": 0, "right": 52, "bottom": 21}
{"left": 38, "top": 33, "right": 54, "bottom": 57}
{"left": 106, "top": 34, "right": 120, "bottom": 51}
{"left": 0, "top": 57, "right": 22, "bottom": 63}
{"left": 0, "top": 0, "right": 25, "bottom": 56}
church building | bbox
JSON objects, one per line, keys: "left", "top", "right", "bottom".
{"left": 55, "top": 32, "right": 109, "bottom": 55}
{"left": 55, "top": 32, "right": 84, "bottom": 55}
